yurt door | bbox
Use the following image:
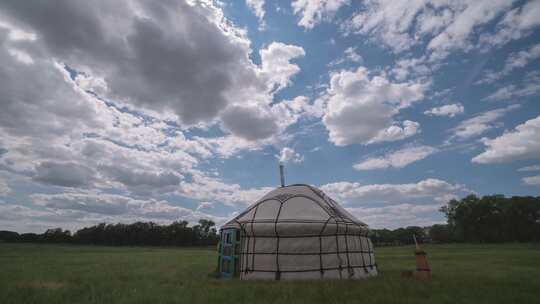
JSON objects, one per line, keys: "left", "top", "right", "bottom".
{"left": 219, "top": 228, "right": 239, "bottom": 278}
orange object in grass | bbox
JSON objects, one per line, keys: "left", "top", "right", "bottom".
{"left": 413, "top": 234, "right": 431, "bottom": 280}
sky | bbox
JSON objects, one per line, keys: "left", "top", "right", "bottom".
{"left": 0, "top": 0, "right": 539, "bottom": 233}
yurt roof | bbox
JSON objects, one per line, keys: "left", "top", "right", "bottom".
{"left": 222, "top": 184, "right": 368, "bottom": 229}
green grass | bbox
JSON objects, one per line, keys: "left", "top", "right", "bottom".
{"left": 0, "top": 243, "right": 539, "bottom": 303}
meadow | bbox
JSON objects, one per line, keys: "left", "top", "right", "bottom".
{"left": 0, "top": 243, "right": 539, "bottom": 304}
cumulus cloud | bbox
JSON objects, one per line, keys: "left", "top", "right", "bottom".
{"left": 0, "top": 0, "right": 319, "bottom": 233}
{"left": 246, "top": 0, "right": 266, "bottom": 29}
{"left": 479, "top": 0, "right": 540, "bottom": 48}
{"left": 0, "top": 177, "right": 10, "bottom": 196}
{"left": 354, "top": 145, "right": 437, "bottom": 170}
{"left": 483, "top": 75, "right": 540, "bottom": 101}
{"left": 321, "top": 178, "right": 469, "bottom": 207}
{"left": 0, "top": 1, "right": 253, "bottom": 125}
{"left": 319, "top": 66, "right": 426, "bottom": 146}
{"left": 30, "top": 192, "right": 225, "bottom": 224}
{"left": 342, "top": 0, "right": 535, "bottom": 60}
{"left": 389, "top": 56, "right": 433, "bottom": 82}
{"left": 278, "top": 147, "right": 304, "bottom": 164}
{"left": 424, "top": 103, "right": 464, "bottom": 117}
{"left": 99, "top": 165, "right": 181, "bottom": 194}
{"left": 196, "top": 202, "right": 215, "bottom": 212}
{"left": 0, "top": 1, "right": 308, "bottom": 142}
{"left": 33, "top": 162, "right": 96, "bottom": 188}
{"left": 518, "top": 165, "right": 540, "bottom": 172}
{"left": 472, "top": 115, "right": 540, "bottom": 164}
{"left": 328, "top": 47, "right": 363, "bottom": 67}
{"left": 346, "top": 203, "right": 442, "bottom": 229}
{"left": 0, "top": 35, "right": 102, "bottom": 139}
{"left": 451, "top": 105, "right": 519, "bottom": 140}
{"left": 291, "top": 0, "right": 350, "bottom": 29}
{"left": 220, "top": 105, "right": 279, "bottom": 141}
{"left": 258, "top": 42, "right": 306, "bottom": 92}
{"left": 522, "top": 175, "right": 540, "bottom": 186}
{"left": 179, "top": 171, "right": 273, "bottom": 207}
{"left": 478, "top": 43, "right": 540, "bottom": 84}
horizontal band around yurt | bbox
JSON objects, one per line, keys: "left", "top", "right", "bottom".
{"left": 240, "top": 233, "right": 371, "bottom": 238}
{"left": 238, "top": 250, "right": 374, "bottom": 255}
{"left": 243, "top": 264, "right": 377, "bottom": 273}
{"left": 235, "top": 219, "right": 357, "bottom": 224}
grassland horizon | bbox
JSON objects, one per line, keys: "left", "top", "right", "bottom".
{"left": 1, "top": 243, "right": 539, "bottom": 303}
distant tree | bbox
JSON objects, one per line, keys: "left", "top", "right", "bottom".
{"left": 429, "top": 224, "right": 450, "bottom": 243}
{"left": 0, "top": 230, "right": 19, "bottom": 242}
{"left": 440, "top": 195, "right": 540, "bottom": 242}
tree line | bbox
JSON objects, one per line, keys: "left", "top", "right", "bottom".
{"left": 0, "top": 219, "right": 219, "bottom": 247}
{"left": 371, "top": 195, "right": 540, "bottom": 245}
{"left": 1, "top": 195, "right": 539, "bottom": 246}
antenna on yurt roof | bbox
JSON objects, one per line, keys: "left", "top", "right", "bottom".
{"left": 279, "top": 163, "right": 285, "bottom": 187}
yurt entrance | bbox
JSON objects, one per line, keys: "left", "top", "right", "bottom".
{"left": 218, "top": 228, "right": 240, "bottom": 278}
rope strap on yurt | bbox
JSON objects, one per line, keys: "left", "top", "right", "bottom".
{"left": 334, "top": 221, "right": 343, "bottom": 279}
{"left": 249, "top": 204, "right": 260, "bottom": 273}
{"left": 344, "top": 223, "right": 353, "bottom": 278}
{"left": 238, "top": 222, "right": 249, "bottom": 275}
{"left": 318, "top": 217, "right": 332, "bottom": 277}
{"left": 274, "top": 201, "right": 285, "bottom": 280}
{"left": 358, "top": 233, "right": 368, "bottom": 274}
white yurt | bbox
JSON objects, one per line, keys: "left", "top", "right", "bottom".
{"left": 217, "top": 182, "right": 378, "bottom": 280}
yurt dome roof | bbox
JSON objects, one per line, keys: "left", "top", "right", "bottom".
{"left": 222, "top": 184, "right": 368, "bottom": 231}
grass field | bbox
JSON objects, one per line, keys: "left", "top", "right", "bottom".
{"left": 0, "top": 243, "right": 539, "bottom": 303}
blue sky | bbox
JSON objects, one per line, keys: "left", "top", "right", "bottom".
{"left": 0, "top": 0, "right": 539, "bottom": 232}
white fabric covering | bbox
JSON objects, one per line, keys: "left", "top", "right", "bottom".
{"left": 222, "top": 184, "right": 378, "bottom": 280}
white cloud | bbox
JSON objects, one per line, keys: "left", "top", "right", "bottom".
{"left": 523, "top": 175, "right": 540, "bottom": 186}
{"left": 30, "top": 192, "right": 225, "bottom": 225}
{"left": 259, "top": 42, "right": 305, "bottom": 93}
{"left": 0, "top": 177, "right": 10, "bottom": 196}
{"left": 320, "top": 66, "right": 426, "bottom": 146}
{"left": 451, "top": 105, "right": 519, "bottom": 139}
{"left": 426, "top": 0, "right": 514, "bottom": 60}
{"left": 7, "top": 48, "right": 33, "bottom": 64}
{"left": 368, "top": 120, "right": 421, "bottom": 144}
{"left": 518, "top": 165, "right": 540, "bottom": 172}
{"left": 0, "top": 20, "right": 36, "bottom": 41}
{"left": 504, "top": 43, "right": 540, "bottom": 74}
{"left": 196, "top": 202, "right": 215, "bottom": 212}
{"left": 328, "top": 47, "right": 363, "bottom": 67}
{"left": 291, "top": 0, "right": 349, "bottom": 29}
{"left": 424, "top": 103, "right": 464, "bottom": 117}
{"left": 33, "top": 162, "right": 96, "bottom": 188}
{"left": 483, "top": 78, "right": 540, "bottom": 102}
{"left": 346, "top": 203, "right": 442, "bottom": 229}
{"left": 343, "top": 0, "right": 530, "bottom": 60}
{"left": 390, "top": 56, "right": 433, "bottom": 82}
{"left": 246, "top": 0, "right": 265, "bottom": 29}
{"left": 278, "top": 147, "right": 304, "bottom": 164}
{"left": 0, "top": 1, "right": 309, "bottom": 142}
{"left": 220, "top": 105, "right": 279, "bottom": 141}
{"left": 354, "top": 145, "right": 437, "bottom": 170}
{"left": 193, "top": 135, "right": 268, "bottom": 159}
{"left": 473, "top": 115, "right": 540, "bottom": 164}
{"left": 321, "top": 178, "right": 469, "bottom": 207}
{"left": 480, "top": 0, "right": 540, "bottom": 48}
{"left": 344, "top": 47, "right": 362, "bottom": 63}
{"left": 179, "top": 171, "right": 273, "bottom": 207}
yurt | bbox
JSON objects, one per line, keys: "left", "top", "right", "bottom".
{"left": 217, "top": 181, "right": 378, "bottom": 280}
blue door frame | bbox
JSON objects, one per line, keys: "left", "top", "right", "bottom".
{"left": 219, "top": 228, "right": 238, "bottom": 278}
